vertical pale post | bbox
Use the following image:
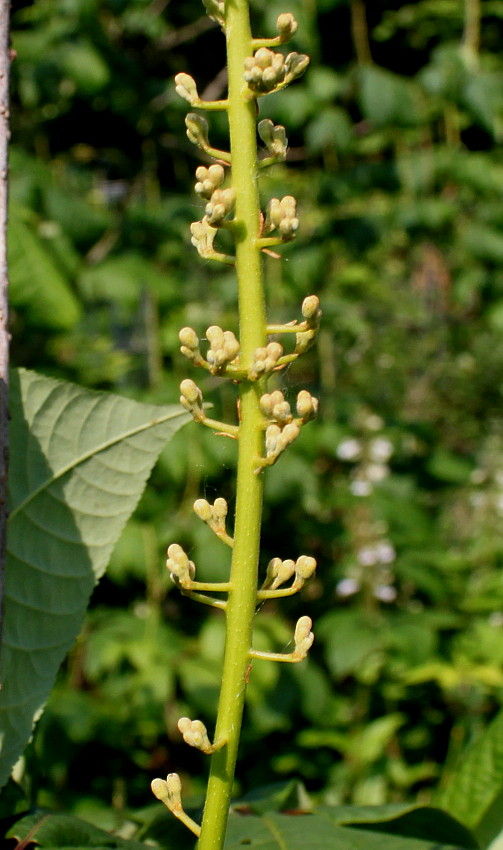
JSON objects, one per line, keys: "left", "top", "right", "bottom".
{"left": 0, "top": 0, "right": 10, "bottom": 644}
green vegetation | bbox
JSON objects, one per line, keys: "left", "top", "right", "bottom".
{"left": 3, "top": 0, "right": 503, "bottom": 847}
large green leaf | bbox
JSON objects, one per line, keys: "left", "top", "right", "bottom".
{"left": 7, "top": 811, "right": 151, "bottom": 849}
{"left": 435, "top": 708, "right": 503, "bottom": 847}
{"left": 223, "top": 809, "right": 475, "bottom": 849}
{"left": 0, "top": 369, "right": 190, "bottom": 789}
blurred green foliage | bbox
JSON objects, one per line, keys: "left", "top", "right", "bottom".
{"left": 8, "top": 0, "right": 503, "bottom": 830}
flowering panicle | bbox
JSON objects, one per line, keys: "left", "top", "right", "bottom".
{"left": 151, "top": 4, "right": 318, "bottom": 847}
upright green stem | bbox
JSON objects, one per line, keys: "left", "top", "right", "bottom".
{"left": 197, "top": 1, "right": 267, "bottom": 847}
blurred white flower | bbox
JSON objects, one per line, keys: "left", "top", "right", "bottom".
{"left": 366, "top": 463, "right": 388, "bottom": 482}
{"left": 357, "top": 546, "right": 378, "bottom": 566}
{"left": 365, "top": 414, "right": 384, "bottom": 431}
{"left": 375, "top": 541, "right": 396, "bottom": 563}
{"left": 350, "top": 480, "right": 372, "bottom": 497}
{"left": 336, "top": 577, "right": 360, "bottom": 597}
{"left": 369, "top": 437, "right": 393, "bottom": 463}
{"left": 336, "top": 438, "right": 362, "bottom": 461}
{"left": 373, "top": 585, "right": 397, "bottom": 602}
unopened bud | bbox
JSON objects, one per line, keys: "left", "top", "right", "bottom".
{"left": 193, "top": 498, "right": 212, "bottom": 522}
{"left": 296, "top": 390, "right": 318, "bottom": 421}
{"left": 265, "top": 423, "right": 282, "bottom": 457}
{"left": 280, "top": 421, "right": 300, "bottom": 447}
{"left": 276, "top": 12, "right": 298, "bottom": 40}
{"left": 178, "top": 717, "right": 213, "bottom": 753}
{"left": 272, "top": 400, "right": 292, "bottom": 424}
{"left": 294, "top": 615, "right": 314, "bottom": 658}
{"left": 213, "top": 497, "right": 228, "bottom": 520}
{"left": 295, "top": 555, "right": 317, "bottom": 581}
{"left": 180, "top": 378, "right": 202, "bottom": 407}
{"left": 151, "top": 774, "right": 182, "bottom": 812}
{"left": 301, "top": 295, "right": 321, "bottom": 321}
{"left": 175, "top": 73, "right": 199, "bottom": 105}
{"left": 179, "top": 327, "right": 199, "bottom": 350}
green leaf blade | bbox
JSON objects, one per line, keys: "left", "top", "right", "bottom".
{"left": 0, "top": 369, "right": 190, "bottom": 788}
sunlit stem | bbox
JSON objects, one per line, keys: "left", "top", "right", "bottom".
{"left": 196, "top": 0, "right": 267, "bottom": 846}
{"left": 181, "top": 590, "right": 227, "bottom": 610}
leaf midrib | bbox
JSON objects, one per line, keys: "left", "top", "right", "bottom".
{"left": 9, "top": 408, "right": 188, "bottom": 522}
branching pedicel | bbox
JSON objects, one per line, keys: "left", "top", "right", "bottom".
{"left": 151, "top": 1, "right": 319, "bottom": 847}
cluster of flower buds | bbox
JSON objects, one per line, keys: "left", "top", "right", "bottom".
{"left": 151, "top": 773, "right": 183, "bottom": 814}
{"left": 260, "top": 389, "right": 292, "bottom": 424}
{"left": 249, "top": 342, "right": 283, "bottom": 379}
{"left": 258, "top": 118, "right": 288, "bottom": 161}
{"left": 295, "top": 294, "right": 322, "bottom": 354}
{"left": 264, "top": 421, "right": 300, "bottom": 462}
{"left": 205, "top": 325, "right": 240, "bottom": 372}
{"left": 151, "top": 773, "right": 201, "bottom": 837}
{"left": 293, "top": 616, "right": 314, "bottom": 660}
{"left": 244, "top": 49, "right": 309, "bottom": 94}
{"left": 205, "top": 187, "right": 236, "bottom": 226}
{"left": 264, "top": 196, "right": 298, "bottom": 240}
{"left": 190, "top": 219, "right": 218, "bottom": 259}
{"left": 178, "top": 717, "right": 213, "bottom": 754}
{"left": 202, "top": 0, "right": 225, "bottom": 26}
{"left": 166, "top": 543, "right": 196, "bottom": 588}
{"left": 195, "top": 164, "right": 225, "bottom": 200}
{"left": 179, "top": 378, "right": 205, "bottom": 422}
{"left": 193, "top": 496, "right": 229, "bottom": 536}
{"left": 265, "top": 554, "right": 317, "bottom": 590}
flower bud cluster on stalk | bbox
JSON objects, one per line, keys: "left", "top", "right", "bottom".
{"left": 151, "top": 3, "right": 319, "bottom": 846}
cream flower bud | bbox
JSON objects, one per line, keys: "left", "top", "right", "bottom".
{"left": 202, "top": 0, "right": 225, "bottom": 25}
{"left": 206, "top": 325, "right": 225, "bottom": 348}
{"left": 266, "top": 342, "right": 283, "bottom": 361}
{"left": 186, "top": 112, "right": 210, "bottom": 149}
{"left": 178, "top": 717, "right": 213, "bottom": 753}
{"left": 190, "top": 219, "right": 218, "bottom": 258}
{"left": 265, "top": 557, "right": 283, "bottom": 585}
{"left": 151, "top": 774, "right": 182, "bottom": 812}
{"left": 301, "top": 294, "right": 321, "bottom": 321}
{"left": 284, "top": 52, "right": 310, "bottom": 83}
{"left": 180, "top": 378, "right": 202, "bottom": 405}
{"left": 179, "top": 327, "right": 199, "bottom": 350}
{"left": 166, "top": 544, "right": 195, "bottom": 585}
{"left": 258, "top": 119, "right": 288, "bottom": 159}
{"left": 280, "top": 421, "right": 300, "bottom": 447}
{"left": 213, "top": 497, "right": 228, "bottom": 521}
{"left": 295, "top": 555, "right": 317, "bottom": 580}
{"left": 265, "top": 423, "right": 282, "bottom": 456}
{"left": 205, "top": 187, "right": 236, "bottom": 225}
{"left": 277, "top": 12, "right": 298, "bottom": 40}
{"left": 193, "top": 498, "right": 212, "bottom": 522}
{"left": 175, "top": 73, "right": 199, "bottom": 105}
{"left": 276, "top": 558, "right": 296, "bottom": 586}
{"left": 195, "top": 164, "right": 225, "bottom": 199}
{"left": 294, "top": 615, "right": 314, "bottom": 658}
{"left": 222, "top": 330, "right": 240, "bottom": 360}
{"left": 296, "top": 390, "right": 319, "bottom": 421}
{"left": 260, "top": 393, "right": 274, "bottom": 416}
{"left": 272, "top": 400, "right": 292, "bottom": 424}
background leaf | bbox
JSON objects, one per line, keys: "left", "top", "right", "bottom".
{"left": 435, "top": 709, "right": 503, "bottom": 847}
{"left": 0, "top": 369, "right": 190, "bottom": 789}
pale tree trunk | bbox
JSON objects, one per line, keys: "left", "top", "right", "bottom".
{"left": 0, "top": 0, "right": 10, "bottom": 643}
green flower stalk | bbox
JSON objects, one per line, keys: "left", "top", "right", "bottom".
{"left": 151, "top": 2, "right": 318, "bottom": 847}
